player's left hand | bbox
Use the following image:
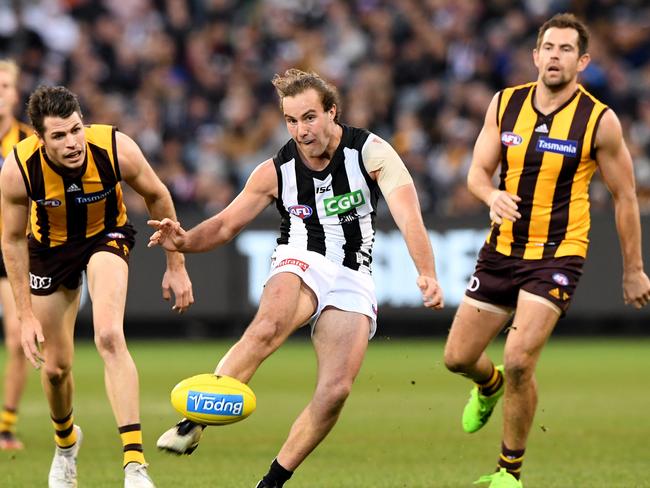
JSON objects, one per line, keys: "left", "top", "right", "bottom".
{"left": 623, "top": 269, "right": 650, "bottom": 309}
{"left": 162, "top": 266, "right": 195, "bottom": 313}
{"left": 417, "top": 275, "right": 444, "bottom": 310}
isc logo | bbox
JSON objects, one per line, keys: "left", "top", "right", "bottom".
{"left": 324, "top": 190, "right": 365, "bottom": 216}
{"left": 187, "top": 391, "right": 244, "bottom": 416}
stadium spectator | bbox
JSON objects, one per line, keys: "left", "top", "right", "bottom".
{"left": 0, "top": 1, "right": 648, "bottom": 218}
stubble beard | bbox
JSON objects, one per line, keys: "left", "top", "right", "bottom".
{"left": 541, "top": 72, "right": 572, "bottom": 93}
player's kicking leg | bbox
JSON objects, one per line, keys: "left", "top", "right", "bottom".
{"left": 156, "top": 419, "right": 204, "bottom": 455}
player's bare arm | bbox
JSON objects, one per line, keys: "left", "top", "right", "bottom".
{"left": 0, "top": 151, "right": 44, "bottom": 367}
{"left": 363, "top": 136, "right": 443, "bottom": 309}
{"left": 594, "top": 109, "right": 650, "bottom": 308}
{"left": 385, "top": 183, "right": 443, "bottom": 309}
{"left": 148, "top": 159, "right": 278, "bottom": 253}
{"left": 467, "top": 93, "right": 521, "bottom": 225}
{"left": 116, "top": 131, "right": 194, "bottom": 312}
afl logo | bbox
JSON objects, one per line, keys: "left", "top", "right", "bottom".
{"left": 501, "top": 132, "right": 523, "bottom": 147}
{"left": 36, "top": 199, "right": 62, "bottom": 207}
{"left": 552, "top": 273, "right": 569, "bottom": 286}
{"left": 288, "top": 204, "right": 313, "bottom": 219}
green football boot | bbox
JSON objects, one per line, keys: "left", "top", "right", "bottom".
{"left": 474, "top": 468, "right": 523, "bottom": 487}
{"left": 462, "top": 364, "right": 505, "bottom": 433}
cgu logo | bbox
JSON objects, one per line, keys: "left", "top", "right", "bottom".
{"left": 187, "top": 391, "right": 244, "bottom": 416}
{"left": 288, "top": 205, "right": 313, "bottom": 219}
{"left": 324, "top": 190, "right": 365, "bottom": 216}
{"left": 501, "top": 132, "right": 523, "bottom": 146}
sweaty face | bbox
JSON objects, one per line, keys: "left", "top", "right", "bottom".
{"left": 0, "top": 70, "right": 18, "bottom": 119}
{"left": 40, "top": 112, "right": 87, "bottom": 169}
{"left": 282, "top": 88, "right": 336, "bottom": 160}
{"left": 534, "top": 27, "right": 589, "bottom": 90}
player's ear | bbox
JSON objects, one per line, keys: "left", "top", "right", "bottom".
{"left": 532, "top": 49, "right": 540, "bottom": 69}
{"left": 577, "top": 52, "right": 591, "bottom": 73}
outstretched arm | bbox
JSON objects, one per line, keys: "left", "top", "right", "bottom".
{"left": 595, "top": 109, "right": 650, "bottom": 309}
{"left": 148, "top": 159, "right": 277, "bottom": 253}
{"left": 116, "top": 131, "right": 194, "bottom": 312}
{"left": 0, "top": 152, "right": 44, "bottom": 367}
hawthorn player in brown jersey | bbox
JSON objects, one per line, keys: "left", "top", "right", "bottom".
{"left": 0, "top": 59, "right": 32, "bottom": 451}
{"left": 443, "top": 13, "right": 650, "bottom": 488}
{"left": 0, "top": 85, "right": 194, "bottom": 488}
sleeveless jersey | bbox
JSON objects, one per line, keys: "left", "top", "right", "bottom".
{"left": 0, "top": 121, "right": 32, "bottom": 233}
{"left": 13, "top": 124, "right": 128, "bottom": 247}
{"left": 487, "top": 82, "right": 608, "bottom": 259}
{"left": 274, "top": 125, "right": 380, "bottom": 274}
{"left": 1, "top": 120, "right": 31, "bottom": 162}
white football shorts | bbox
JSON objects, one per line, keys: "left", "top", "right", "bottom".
{"left": 265, "top": 244, "right": 378, "bottom": 339}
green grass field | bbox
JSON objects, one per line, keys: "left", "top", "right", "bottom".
{"left": 1, "top": 337, "right": 649, "bottom": 487}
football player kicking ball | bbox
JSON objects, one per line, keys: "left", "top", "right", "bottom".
{"left": 150, "top": 68, "right": 444, "bottom": 487}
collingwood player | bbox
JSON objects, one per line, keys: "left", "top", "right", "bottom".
{"left": 150, "top": 68, "right": 444, "bottom": 487}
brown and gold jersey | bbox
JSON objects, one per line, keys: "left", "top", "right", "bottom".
{"left": 13, "top": 124, "right": 128, "bottom": 247}
{"left": 487, "top": 82, "right": 608, "bottom": 259}
{"left": 0, "top": 120, "right": 32, "bottom": 234}
{"left": 1, "top": 120, "right": 31, "bottom": 161}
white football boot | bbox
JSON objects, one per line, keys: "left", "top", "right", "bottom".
{"left": 48, "top": 425, "right": 82, "bottom": 488}
{"left": 124, "top": 462, "right": 156, "bottom": 488}
{"left": 156, "top": 419, "right": 204, "bottom": 455}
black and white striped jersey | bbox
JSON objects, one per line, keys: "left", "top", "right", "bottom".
{"left": 273, "top": 125, "right": 381, "bottom": 274}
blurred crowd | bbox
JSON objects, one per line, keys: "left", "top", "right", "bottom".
{"left": 1, "top": 0, "right": 650, "bottom": 217}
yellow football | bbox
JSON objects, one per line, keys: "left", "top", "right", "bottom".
{"left": 170, "top": 374, "right": 256, "bottom": 426}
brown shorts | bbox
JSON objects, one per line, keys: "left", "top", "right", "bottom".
{"left": 465, "top": 244, "right": 584, "bottom": 315}
{"left": 28, "top": 224, "right": 136, "bottom": 296}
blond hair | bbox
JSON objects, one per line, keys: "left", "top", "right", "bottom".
{"left": 0, "top": 59, "right": 19, "bottom": 85}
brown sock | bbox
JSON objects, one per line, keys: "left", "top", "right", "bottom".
{"left": 478, "top": 365, "right": 503, "bottom": 396}
{"left": 497, "top": 442, "right": 525, "bottom": 480}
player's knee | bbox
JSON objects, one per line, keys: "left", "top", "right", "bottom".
{"left": 94, "top": 328, "right": 127, "bottom": 356}
{"left": 243, "top": 317, "right": 285, "bottom": 353}
{"left": 503, "top": 357, "right": 535, "bottom": 387}
{"left": 317, "top": 380, "right": 353, "bottom": 413}
{"left": 43, "top": 362, "right": 72, "bottom": 386}
{"left": 443, "top": 348, "right": 473, "bottom": 374}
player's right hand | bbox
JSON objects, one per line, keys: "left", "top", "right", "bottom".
{"left": 488, "top": 190, "right": 521, "bottom": 225}
{"left": 623, "top": 269, "right": 650, "bottom": 309}
{"left": 147, "top": 218, "right": 186, "bottom": 251}
{"left": 417, "top": 275, "right": 444, "bottom": 310}
{"left": 20, "top": 316, "right": 45, "bottom": 369}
